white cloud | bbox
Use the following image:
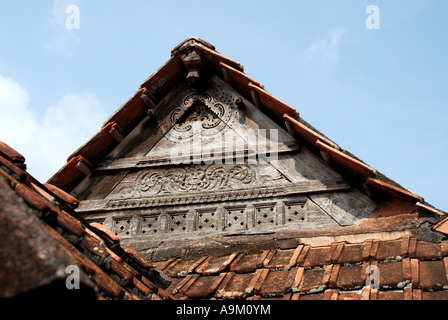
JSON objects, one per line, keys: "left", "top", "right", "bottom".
{"left": 44, "top": 0, "right": 81, "bottom": 56}
{"left": 0, "top": 74, "right": 107, "bottom": 182}
{"left": 301, "top": 27, "right": 347, "bottom": 74}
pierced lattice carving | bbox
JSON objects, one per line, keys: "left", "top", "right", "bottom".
{"left": 197, "top": 209, "right": 218, "bottom": 231}
{"left": 113, "top": 218, "right": 132, "bottom": 237}
{"left": 284, "top": 201, "right": 308, "bottom": 224}
{"left": 225, "top": 206, "right": 247, "bottom": 231}
{"left": 168, "top": 213, "right": 188, "bottom": 233}
{"left": 255, "top": 204, "right": 277, "bottom": 227}
{"left": 140, "top": 215, "right": 159, "bottom": 235}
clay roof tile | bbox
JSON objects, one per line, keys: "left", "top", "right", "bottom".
{"left": 0, "top": 141, "right": 25, "bottom": 165}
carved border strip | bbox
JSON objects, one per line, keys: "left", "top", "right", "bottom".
{"left": 87, "top": 197, "right": 314, "bottom": 239}
{"left": 76, "top": 178, "right": 350, "bottom": 213}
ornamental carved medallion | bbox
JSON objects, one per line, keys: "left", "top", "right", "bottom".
{"left": 164, "top": 90, "right": 238, "bottom": 141}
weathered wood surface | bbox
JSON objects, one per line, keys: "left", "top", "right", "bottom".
{"left": 72, "top": 76, "right": 378, "bottom": 243}
{"left": 76, "top": 178, "right": 350, "bottom": 213}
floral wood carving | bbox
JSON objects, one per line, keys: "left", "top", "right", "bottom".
{"left": 112, "top": 164, "right": 286, "bottom": 198}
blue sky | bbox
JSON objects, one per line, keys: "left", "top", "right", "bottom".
{"left": 0, "top": 0, "right": 447, "bottom": 211}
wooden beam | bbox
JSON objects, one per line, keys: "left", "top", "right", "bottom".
{"left": 316, "top": 140, "right": 378, "bottom": 179}
{"left": 365, "top": 177, "right": 424, "bottom": 203}
{"left": 283, "top": 113, "right": 339, "bottom": 150}
{"left": 248, "top": 83, "right": 299, "bottom": 120}
{"left": 234, "top": 97, "right": 245, "bottom": 109}
{"left": 416, "top": 202, "right": 445, "bottom": 216}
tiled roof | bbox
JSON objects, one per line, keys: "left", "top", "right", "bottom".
{"left": 0, "top": 140, "right": 173, "bottom": 300}
{"left": 45, "top": 37, "right": 445, "bottom": 217}
{"left": 3, "top": 37, "right": 448, "bottom": 301}
{"left": 149, "top": 236, "right": 448, "bottom": 300}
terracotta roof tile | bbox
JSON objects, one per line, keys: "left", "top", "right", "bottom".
{"left": 132, "top": 277, "right": 154, "bottom": 298}
{"left": 124, "top": 248, "right": 155, "bottom": 268}
{"left": 316, "top": 140, "right": 378, "bottom": 179}
{"left": 215, "top": 272, "right": 254, "bottom": 299}
{"left": 298, "top": 245, "right": 332, "bottom": 268}
{"left": 435, "top": 218, "right": 448, "bottom": 234}
{"left": 297, "top": 267, "right": 327, "bottom": 294}
{"left": 68, "top": 121, "right": 125, "bottom": 166}
{"left": 378, "top": 261, "right": 409, "bottom": 289}
{"left": 322, "top": 289, "right": 339, "bottom": 300}
{"left": 181, "top": 273, "right": 227, "bottom": 299}
{"left": 258, "top": 269, "right": 295, "bottom": 297}
{"left": 413, "top": 240, "right": 444, "bottom": 260}
{"left": 219, "top": 62, "right": 264, "bottom": 92}
{"left": 109, "top": 255, "right": 134, "bottom": 284}
{"left": 331, "top": 264, "right": 366, "bottom": 290}
{"left": 283, "top": 114, "right": 339, "bottom": 150}
{"left": 164, "top": 256, "right": 208, "bottom": 278}
{"left": 166, "top": 275, "right": 192, "bottom": 297}
{"left": 0, "top": 141, "right": 25, "bottom": 165}
{"left": 298, "top": 292, "right": 325, "bottom": 300}
{"left": 195, "top": 252, "right": 239, "bottom": 275}
{"left": 47, "top": 155, "right": 92, "bottom": 192}
{"left": 0, "top": 141, "right": 173, "bottom": 300}
{"left": 375, "top": 290, "right": 404, "bottom": 300}
{"left": 247, "top": 83, "right": 298, "bottom": 121}
{"left": 245, "top": 268, "right": 269, "bottom": 296}
{"left": 230, "top": 251, "right": 269, "bottom": 273}
{"left": 263, "top": 247, "right": 302, "bottom": 270}
{"left": 333, "top": 242, "right": 366, "bottom": 265}
{"left": 418, "top": 259, "right": 448, "bottom": 291}
{"left": 374, "top": 239, "right": 405, "bottom": 262}
{"left": 135, "top": 232, "right": 448, "bottom": 300}
{"left": 89, "top": 222, "right": 120, "bottom": 243}
{"left": 0, "top": 154, "right": 28, "bottom": 183}
{"left": 337, "top": 291, "right": 362, "bottom": 300}
{"left": 55, "top": 209, "right": 86, "bottom": 237}
{"left": 422, "top": 290, "right": 448, "bottom": 300}
{"left": 44, "top": 183, "right": 79, "bottom": 209}
{"left": 366, "top": 177, "right": 425, "bottom": 203}
{"left": 150, "top": 258, "right": 175, "bottom": 273}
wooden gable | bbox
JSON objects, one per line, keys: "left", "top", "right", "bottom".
{"left": 47, "top": 37, "right": 443, "bottom": 260}
{"left": 71, "top": 75, "right": 377, "bottom": 243}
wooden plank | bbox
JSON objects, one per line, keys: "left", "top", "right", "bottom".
{"left": 309, "top": 189, "right": 377, "bottom": 226}
{"left": 271, "top": 148, "right": 343, "bottom": 183}
{"left": 75, "top": 178, "right": 350, "bottom": 213}
{"left": 316, "top": 140, "right": 378, "bottom": 179}
{"left": 247, "top": 83, "right": 299, "bottom": 121}
{"left": 366, "top": 177, "right": 424, "bottom": 203}
{"left": 219, "top": 62, "right": 264, "bottom": 92}
{"left": 209, "top": 76, "right": 299, "bottom": 153}
{"left": 283, "top": 113, "right": 340, "bottom": 150}
{"left": 95, "top": 143, "right": 300, "bottom": 171}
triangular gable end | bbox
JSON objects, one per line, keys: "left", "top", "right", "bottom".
{"left": 47, "top": 37, "right": 445, "bottom": 260}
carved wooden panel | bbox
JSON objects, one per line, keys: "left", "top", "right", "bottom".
{"left": 106, "top": 162, "right": 287, "bottom": 200}
{"left": 254, "top": 203, "right": 278, "bottom": 227}
{"left": 224, "top": 206, "right": 248, "bottom": 231}
{"left": 140, "top": 215, "right": 160, "bottom": 235}
{"left": 74, "top": 76, "right": 378, "bottom": 244}
{"left": 82, "top": 193, "right": 368, "bottom": 240}
{"left": 284, "top": 200, "right": 308, "bottom": 225}
{"left": 168, "top": 212, "right": 188, "bottom": 233}
{"left": 113, "top": 217, "right": 132, "bottom": 237}
{"left": 196, "top": 208, "right": 218, "bottom": 232}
